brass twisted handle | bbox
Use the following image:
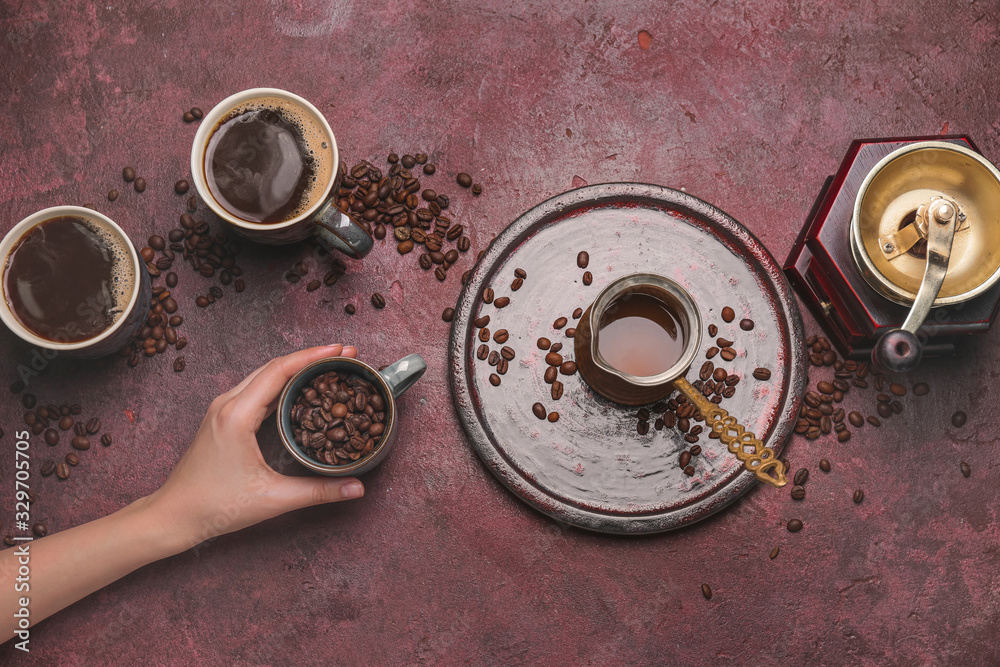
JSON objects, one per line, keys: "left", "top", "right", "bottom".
{"left": 673, "top": 377, "right": 787, "bottom": 488}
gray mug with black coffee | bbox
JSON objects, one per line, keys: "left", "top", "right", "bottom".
{"left": 190, "top": 88, "right": 373, "bottom": 257}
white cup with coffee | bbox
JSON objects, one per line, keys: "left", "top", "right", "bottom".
{"left": 0, "top": 206, "right": 152, "bottom": 358}
{"left": 190, "top": 88, "right": 373, "bottom": 257}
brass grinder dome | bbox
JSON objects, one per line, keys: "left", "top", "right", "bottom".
{"left": 851, "top": 141, "right": 1000, "bottom": 306}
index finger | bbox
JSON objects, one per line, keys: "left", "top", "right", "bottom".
{"left": 230, "top": 344, "right": 355, "bottom": 424}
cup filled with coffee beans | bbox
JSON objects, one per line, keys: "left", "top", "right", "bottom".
{"left": 574, "top": 273, "right": 787, "bottom": 487}
{"left": 190, "top": 87, "right": 373, "bottom": 257}
{"left": 0, "top": 205, "right": 151, "bottom": 357}
{"left": 277, "top": 354, "right": 426, "bottom": 476}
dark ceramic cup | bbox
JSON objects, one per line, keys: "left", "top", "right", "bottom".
{"left": 277, "top": 354, "right": 426, "bottom": 476}
{"left": 0, "top": 206, "right": 151, "bottom": 358}
{"left": 190, "top": 88, "right": 373, "bottom": 258}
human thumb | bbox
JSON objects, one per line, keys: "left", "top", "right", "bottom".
{"left": 275, "top": 476, "right": 365, "bottom": 512}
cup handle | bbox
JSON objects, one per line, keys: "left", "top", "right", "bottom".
{"left": 312, "top": 199, "right": 374, "bottom": 259}
{"left": 673, "top": 377, "right": 787, "bottom": 488}
{"left": 378, "top": 354, "right": 427, "bottom": 398}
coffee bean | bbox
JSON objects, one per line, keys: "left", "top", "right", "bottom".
{"left": 477, "top": 344, "right": 489, "bottom": 361}
{"left": 752, "top": 368, "right": 771, "bottom": 381}
{"left": 790, "top": 485, "right": 805, "bottom": 500}
{"left": 56, "top": 462, "right": 70, "bottom": 480}
{"left": 40, "top": 460, "right": 56, "bottom": 477}
{"left": 101, "top": 434, "right": 112, "bottom": 447}
{"left": 72, "top": 436, "right": 90, "bottom": 450}
{"left": 690, "top": 445, "right": 701, "bottom": 456}
{"left": 565, "top": 328, "right": 575, "bottom": 338}
{"left": 31, "top": 522, "right": 47, "bottom": 538}
{"left": 397, "top": 240, "right": 414, "bottom": 254}
{"left": 44, "top": 429, "right": 59, "bottom": 446}
{"left": 721, "top": 306, "right": 735, "bottom": 323}
{"left": 572, "top": 307, "right": 582, "bottom": 319}
{"left": 817, "top": 381, "right": 835, "bottom": 395}
{"left": 457, "top": 172, "right": 473, "bottom": 188}
{"left": 739, "top": 318, "right": 754, "bottom": 331}
{"left": 515, "top": 268, "right": 527, "bottom": 279}
{"left": 793, "top": 468, "right": 809, "bottom": 486}
{"left": 769, "top": 546, "right": 780, "bottom": 560}
{"left": 501, "top": 346, "right": 515, "bottom": 361}
{"left": 819, "top": 458, "right": 831, "bottom": 472}
{"left": 537, "top": 337, "right": 551, "bottom": 350}
{"left": 720, "top": 347, "right": 736, "bottom": 361}
{"left": 889, "top": 382, "right": 907, "bottom": 396}
{"left": 86, "top": 417, "right": 100, "bottom": 434}
{"left": 543, "top": 366, "right": 557, "bottom": 384}
{"left": 837, "top": 429, "right": 851, "bottom": 442}
{"left": 822, "top": 350, "right": 837, "bottom": 366}
{"left": 913, "top": 382, "right": 929, "bottom": 396}
{"left": 107, "top": 188, "right": 120, "bottom": 201}
{"left": 846, "top": 411, "right": 864, "bottom": 428}
{"left": 961, "top": 461, "right": 971, "bottom": 478}
{"left": 183, "top": 110, "right": 195, "bottom": 122}
{"left": 701, "top": 584, "right": 712, "bottom": 600}
{"left": 371, "top": 293, "right": 386, "bottom": 309}
{"left": 637, "top": 419, "right": 649, "bottom": 435}
{"left": 545, "top": 352, "right": 563, "bottom": 366}
{"left": 553, "top": 317, "right": 567, "bottom": 329}
{"left": 305, "top": 279, "right": 321, "bottom": 292}
{"left": 442, "top": 307, "right": 455, "bottom": 322}
{"left": 66, "top": 452, "right": 80, "bottom": 467}
{"left": 716, "top": 337, "right": 734, "bottom": 348}
{"left": 576, "top": 251, "right": 589, "bottom": 269}
{"left": 474, "top": 315, "right": 490, "bottom": 328}
{"left": 582, "top": 271, "right": 593, "bottom": 286}
{"left": 140, "top": 247, "right": 155, "bottom": 263}
{"left": 680, "top": 464, "right": 694, "bottom": 476}
{"left": 482, "top": 288, "right": 494, "bottom": 304}
{"left": 560, "top": 361, "right": 577, "bottom": 375}
{"left": 489, "top": 374, "right": 501, "bottom": 386}
{"left": 852, "top": 489, "right": 864, "bottom": 504}
{"left": 190, "top": 107, "right": 203, "bottom": 119}
{"left": 786, "top": 519, "right": 803, "bottom": 533}
{"left": 122, "top": 166, "right": 136, "bottom": 182}
{"left": 951, "top": 411, "right": 967, "bottom": 427}
{"left": 421, "top": 189, "right": 437, "bottom": 202}
{"left": 171, "top": 357, "right": 185, "bottom": 372}
{"left": 174, "top": 179, "right": 190, "bottom": 194}
{"left": 511, "top": 277, "right": 523, "bottom": 291}
{"left": 679, "top": 451, "right": 692, "bottom": 467}
{"left": 496, "top": 358, "right": 509, "bottom": 375}
{"left": 401, "top": 155, "right": 416, "bottom": 168}
{"left": 494, "top": 297, "right": 510, "bottom": 308}
{"left": 479, "top": 328, "right": 491, "bottom": 342}
{"left": 877, "top": 403, "right": 892, "bottom": 418}
{"left": 458, "top": 237, "right": 471, "bottom": 252}
{"left": 134, "top": 177, "right": 146, "bottom": 193}
{"left": 551, "top": 381, "right": 564, "bottom": 400}
{"left": 711, "top": 367, "right": 726, "bottom": 382}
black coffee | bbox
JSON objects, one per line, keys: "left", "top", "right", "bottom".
{"left": 205, "top": 101, "right": 331, "bottom": 224}
{"left": 598, "top": 292, "right": 684, "bottom": 376}
{"left": 3, "top": 216, "right": 134, "bottom": 343}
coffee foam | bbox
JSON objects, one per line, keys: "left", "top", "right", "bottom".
{"left": 205, "top": 95, "right": 335, "bottom": 222}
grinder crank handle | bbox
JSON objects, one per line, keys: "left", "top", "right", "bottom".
{"left": 872, "top": 197, "right": 958, "bottom": 373}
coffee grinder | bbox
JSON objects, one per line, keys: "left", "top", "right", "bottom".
{"left": 785, "top": 136, "right": 1000, "bottom": 372}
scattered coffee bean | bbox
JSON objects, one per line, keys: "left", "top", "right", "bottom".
{"left": 819, "top": 458, "right": 831, "bottom": 472}
{"left": 472, "top": 183, "right": 482, "bottom": 195}
{"left": 848, "top": 411, "right": 864, "bottom": 427}
{"left": 134, "top": 177, "right": 146, "bottom": 193}
{"left": 683, "top": 465, "right": 695, "bottom": 476}
{"left": 537, "top": 337, "right": 551, "bottom": 350}
{"left": 371, "top": 293, "right": 386, "bottom": 309}
{"left": 720, "top": 347, "right": 736, "bottom": 361}
{"left": 101, "top": 434, "right": 112, "bottom": 447}
{"left": 482, "top": 288, "right": 494, "bottom": 304}
{"left": 721, "top": 306, "right": 735, "bottom": 322}
{"left": 191, "top": 107, "right": 203, "bottom": 119}
{"left": 108, "top": 189, "right": 120, "bottom": 201}
{"left": 511, "top": 277, "right": 523, "bottom": 291}
{"left": 837, "top": 430, "right": 851, "bottom": 442}
{"left": 951, "top": 411, "right": 967, "bottom": 428}
{"left": 442, "top": 307, "right": 455, "bottom": 322}
{"left": 174, "top": 357, "right": 186, "bottom": 372}
{"left": 543, "top": 366, "right": 557, "bottom": 384}
{"left": 545, "top": 352, "right": 564, "bottom": 366}
{"left": 786, "top": 519, "right": 803, "bottom": 533}
{"left": 174, "top": 179, "right": 190, "bottom": 194}
{"left": 41, "top": 460, "right": 56, "bottom": 476}
{"left": 582, "top": 271, "right": 593, "bottom": 286}
{"left": 551, "top": 381, "right": 564, "bottom": 400}
{"left": 344, "top": 303, "right": 356, "bottom": 315}
{"left": 56, "top": 462, "right": 70, "bottom": 480}
{"left": 31, "top": 522, "right": 47, "bottom": 538}
{"left": 122, "top": 166, "right": 136, "bottom": 182}
{"left": 701, "top": 584, "right": 712, "bottom": 600}
{"left": 547, "top": 411, "right": 559, "bottom": 422}
{"left": 790, "top": 485, "right": 805, "bottom": 500}
{"left": 532, "top": 403, "right": 546, "bottom": 419}
{"left": 66, "top": 452, "right": 79, "bottom": 466}
{"left": 474, "top": 315, "right": 490, "bottom": 328}
{"left": 560, "top": 361, "right": 577, "bottom": 375}
{"left": 576, "top": 251, "right": 589, "bottom": 269}
{"left": 739, "top": 318, "right": 754, "bottom": 331}
{"left": 489, "top": 373, "right": 501, "bottom": 386}
{"left": 44, "top": 429, "right": 59, "bottom": 446}
{"left": 913, "top": 382, "right": 929, "bottom": 396}
{"left": 853, "top": 489, "right": 864, "bottom": 503}
{"left": 752, "top": 367, "right": 771, "bottom": 381}
{"left": 494, "top": 297, "right": 510, "bottom": 308}
{"left": 565, "top": 328, "right": 575, "bottom": 338}
{"left": 183, "top": 110, "right": 195, "bottom": 122}
{"left": 72, "top": 436, "right": 90, "bottom": 450}
{"left": 769, "top": 546, "right": 780, "bottom": 560}
{"left": 961, "top": 461, "right": 971, "bottom": 478}
{"left": 86, "top": 418, "right": 100, "bottom": 434}
{"left": 889, "top": 382, "right": 907, "bottom": 396}
{"left": 793, "top": 468, "right": 809, "bottom": 486}
{"left": 500, "top": 346, "right": 515, "bottom": 361}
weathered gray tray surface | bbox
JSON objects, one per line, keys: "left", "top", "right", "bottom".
{"left": 448, "top": 183, "right": 806, "bottom": 534}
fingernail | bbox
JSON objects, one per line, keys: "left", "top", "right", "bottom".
{"left": 323, "top": 343, "right": 343, "bottom": 351}
{"left": 342, "top": 481, "right": 364, "bottom": 499}
{"left": 342, "top": 345, "right": 357, "bottom": 356}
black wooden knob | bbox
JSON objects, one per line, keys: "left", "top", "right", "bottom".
{"left": 872, "top": 328, "right": 922, "bottom": 374}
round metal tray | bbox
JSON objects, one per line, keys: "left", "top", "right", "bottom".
{"left": 448, "top": 183, "right": 805, "bottom": 534}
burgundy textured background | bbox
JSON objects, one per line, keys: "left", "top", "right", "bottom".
{"left": 2, "top": 1, "right": 999, "bottom": 664}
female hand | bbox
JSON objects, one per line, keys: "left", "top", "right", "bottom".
{"left": 146, "top": 343, "right": 365, "bottom": 551}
